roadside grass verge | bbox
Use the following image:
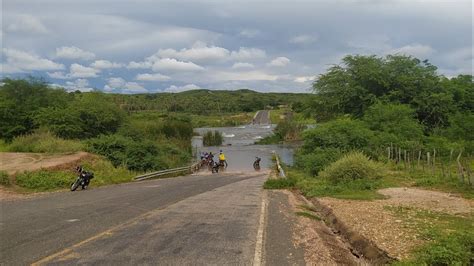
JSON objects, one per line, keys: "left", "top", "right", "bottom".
{"left": 295, "top": 211, "right": 322, "bottom": 221}
{"left": 386, "top": 206, "right": 473, "bottom": 265}
{"left": 12, "top": 156, "right": 137, "bottom": 192}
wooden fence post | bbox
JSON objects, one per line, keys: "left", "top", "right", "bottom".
{"left": 456, "top": 151, "right": 464, "bottom": 183}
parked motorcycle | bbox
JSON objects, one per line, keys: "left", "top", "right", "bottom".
{"left": 71, "top": 166, "right": 94, "bottom": 191}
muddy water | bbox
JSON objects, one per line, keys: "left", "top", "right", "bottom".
{"left": 193, "top": 124, "right": 296, "bottom": 171}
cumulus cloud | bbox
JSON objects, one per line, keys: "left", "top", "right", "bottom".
{"left": 211, "top": 71, "right": 280, "bottom": 81}
{"left": 90, "top": 60, "right": 123, "bottom": 69}
{"left": 230, "top": 47, "right": 266, "bottom": 61}
{"left": 151, "top": 58, "right": 204, "bottom": 72}
{"left": 56, "top": 46, "right": 95, "bottom": 60}
{"left": 69, "top": 63, "right": 100, "bottom": 78}
{"left": 6, "top": 14, "right": 49, "bottom": 34}
{"left": 164, "top": 84, "right": 200, "bottom": 93}
{"left": 267, "top": 57, "right": 290, "bottom": 67}
{"left": 127, "top": 61, "right": 152, "bottom": 69}
{"left": 2, "top": 48, "right": 64, "bottom": 73}
{"left": 47, "top": 71, "right": 69, "bottom": 79}
{"left": 64, "top": 79, "right": 94, "bottom": 92}
{"left": 389, "top": 43, "right": 436, "bottom": 58}
{"left": 294, "top": 75, "right": 316, "bottom": 83}
{"left": 135, "top": 73, "right": 171, "bottom": 81}
{"left": 232, "top": 62, "right": 255, "bottom": 69}
{"left": 155, "top": 41, "right": 230, "bottom": 63}
{"left": 104, "top": 77, "right": 147, "bottom": 93}
{"left": 290, "top": 34, "right": 318, "bottom": 44}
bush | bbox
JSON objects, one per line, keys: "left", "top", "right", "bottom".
{"left": 295, "top": 147, "right": 342, "bottom": 176}
{"left": 301, "top": 118, "right": 375, "bottom": 154}
{"left": 412, "top": 232, "right": 473, "bottom": 265}
{"left": 8, "top": 130, "right": 84, "bottom": 153}
{"left": 87, "top": 134, "right": 190, "bottom": 171}
{"left": 319, "top": 151, "right": 383, "bottom": 184}
{"left": 363, "top": 102, "right": 424, "bottom": 141}
{"left": 263, "top": 177, "right": 297, "bottom": 189}
{"left": 0, "top": 171, "right": 11, "bottom": 186}
{"left": 35, "top": 92, "right": 125, "bottom": 139}
{"left": 203, "top": 131, "right": 223, "bottom": 146}
{"left": 16, "top": 170, "right": 73, "bottom": 191}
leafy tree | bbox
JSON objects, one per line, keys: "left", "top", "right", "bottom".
{"left": 36, "top": 92, "right": 125, "bottom": 139}
{"left": 301, "top": 118, "right": 375, "bottom": 154}
{"left": 0, "top": 78, "right": 71, "bottom": 140}
{"left": 362, "top": 102, "right": 424, "bottom": 141}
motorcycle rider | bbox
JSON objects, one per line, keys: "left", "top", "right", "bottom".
{"left": 219, "top": 150, "right": 228, "bottom": 168}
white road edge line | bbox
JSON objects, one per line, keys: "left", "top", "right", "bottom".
{"left": 253, "top": 190, "right": 267, "bottom": 266}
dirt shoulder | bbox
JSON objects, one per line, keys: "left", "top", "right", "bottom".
{"left": 0, "top": 152, "right": 91, "bottom": 175}
{"left": 315, "top": 187, "right": 473, "bottom": 261}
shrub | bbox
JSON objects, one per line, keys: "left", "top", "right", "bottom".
{"left": 16, "top": 170, "right": 73, "bottom": 191}
{"left": 35, "top": 92, "right": 125, "bottom": 139}
{"left": 301, "top": 118, "right": 375, "bottom": 154}
{"left": 0, "top": 171, "right": 11, "bottom": 186}
{"left": 319, "top": 151, "right": 383, "bottom": 183}
{"left": 8, "top": 130, "right": 84, "bottom": 153}
{"left": 363, "top": 102, "right": 424, "bottom": 141}
{"left": 87, "top": 134, "right": 190, "bottom": 171}
{"left": 203, "top": 130, "right": 223, "bottom": 146}
{"left": 263, "top": 177, "right": 297, "bottom": 189}
{"left": 295, "top": 147, "right": 342, "bottom": 176}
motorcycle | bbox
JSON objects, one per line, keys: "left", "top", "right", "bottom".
{"left": 71, "top": 170, "right": 94, "bottom": 191}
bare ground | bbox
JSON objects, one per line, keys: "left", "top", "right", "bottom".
{"left": 279, "top": 190, "right": 364, "bottom": 265}
{"left": 318, "top": 187, "right": 474, "bottom": 260}
{"left": 0, "top": 152, "right": 92, "bottom": 200}
{"left": 0, "top": 152, "right": 91, "bottom": 175}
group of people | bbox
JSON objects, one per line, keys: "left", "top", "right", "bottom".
{"left": 200, "top": 150, "right": 228, "bottom": 173}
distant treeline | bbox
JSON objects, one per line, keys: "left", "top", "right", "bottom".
{"left": 108, "top": 89, "right": 309, "bottom": 114}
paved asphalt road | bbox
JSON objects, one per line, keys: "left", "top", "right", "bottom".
{"left": 253, "top": 110, "right": 270, "bottom": 125}
{"left": 1, "top": 171, "right": 272, "bottom": 265}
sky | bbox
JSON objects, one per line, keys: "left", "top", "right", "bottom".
{"left": 1, "top": 0, "right": 472, "bottom": 93}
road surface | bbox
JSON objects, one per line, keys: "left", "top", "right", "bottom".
{"left": 0, "top": 170, "right": 305, "bottom": 265}
{"left": 252, "top": 110, "right": 270, "bottom": 125}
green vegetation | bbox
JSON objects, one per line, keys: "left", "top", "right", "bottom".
{"left": 16, "top": 170, "right": 73, "bottom": 191}
{"left": 387, "top": 206, "right": 473, "bottom": 265}
{"left": 13, "top": 156, "right": 135, "bottom": 191}
{"left": 278, "top": 54, "right": 473, "bottom": 264}
{"left": 319, "top": 152, "right": 384, "bottom": 183}
{"left": 263, "top": 177, "right": 297, "bottom": 189}
{"left": 202, "top": 130, "right": 223, "bottom": 146}
{"left": 0, "top": 171, "right": 11, "bottom": 186}
{"left": 7, "top": 130, "right": 85, "bottom": 153}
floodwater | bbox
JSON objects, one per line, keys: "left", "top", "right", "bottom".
{"left": 192, "top": 124, "right": 296, "bottom": 171}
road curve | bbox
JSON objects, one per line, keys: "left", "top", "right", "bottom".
{"left": 1, "top": 171, "right": 267, "bottom": 265}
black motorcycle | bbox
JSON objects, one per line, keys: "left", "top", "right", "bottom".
{"left": 71, "top": 169, "right": 94, "bottom": 191}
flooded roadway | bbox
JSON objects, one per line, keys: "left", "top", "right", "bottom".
{"left": 193, "top": 121, "right": 296, "bottom": 171}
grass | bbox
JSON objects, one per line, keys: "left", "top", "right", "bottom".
{"left": 263, "top": 177, "right": 297, "bottom": 189}
{"left": 0, "top": 171, "right": 11, "bottom": 186}
{"left": 12, "top": 156, "right": 137, "bottom": 192}
{"left": 386, "top": 206, "right": 473, "bottom": 265}
{"left": 7, "top": 131, "right": 85, "bottom": 153}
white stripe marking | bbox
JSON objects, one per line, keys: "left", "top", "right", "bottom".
{"left": 253, "top": 190, "right": 267, "bottom": 266}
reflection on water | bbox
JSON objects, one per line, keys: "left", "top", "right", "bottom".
{"left": 192, "top": 124, "right": 297, "bottom": 171}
